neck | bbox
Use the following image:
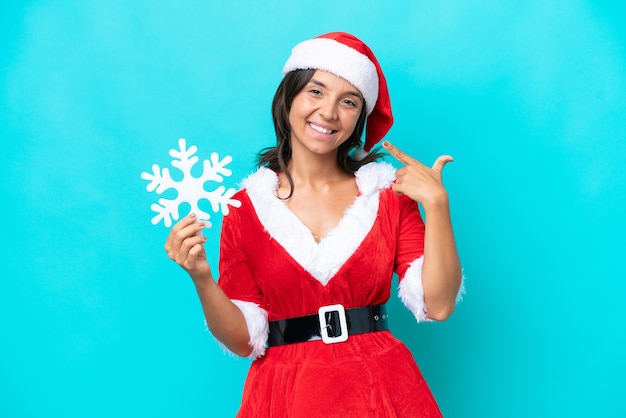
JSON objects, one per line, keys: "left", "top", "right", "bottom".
{"left": 286, "top": 151, "right": 348, "bottom": 187}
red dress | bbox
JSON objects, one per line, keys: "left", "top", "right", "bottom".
{"left": 218, "top": 162, "right": 444, "bottom": 418}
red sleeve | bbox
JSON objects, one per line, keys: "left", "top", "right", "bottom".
{"left": 393, "top": 193, "right": 425, "bottom": 281}
{"left": 217, "top": 192, "right": 263, "bottom": 305}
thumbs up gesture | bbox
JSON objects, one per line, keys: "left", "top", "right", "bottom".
{"left": 383, "top": 141, "right": 453, "bottom": 211}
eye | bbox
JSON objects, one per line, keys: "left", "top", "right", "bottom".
{"left": 308, "top": 89, "right": 322, "bottom": 95}
{"left": 343, "top": 98, "right": 361, "bottom": 109}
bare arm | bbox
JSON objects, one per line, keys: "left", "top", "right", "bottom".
{"left": 165, "top": 213, "right": 252, "bottom": 356}
{"left": 383, "top": 141, "right": 463, "bottom": 321}
{"left": 420, "top": 197, "right": 462, "bottom": 320}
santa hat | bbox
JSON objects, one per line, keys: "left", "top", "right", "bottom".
{"left": 282, "top": 32, "right": 393, "bottom": 155}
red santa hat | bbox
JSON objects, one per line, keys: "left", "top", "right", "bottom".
{"left": 282, "top": 32, "right": 393, "bottom": 155}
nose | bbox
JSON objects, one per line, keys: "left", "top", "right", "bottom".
{"left": 318, "top": 98, "right": 338, "bottom": 120}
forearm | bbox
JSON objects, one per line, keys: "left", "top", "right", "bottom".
{"left": 193, "top": 275, "right": 253, "bottom": 357}
{"left": 421, "top": 200, "right": 462, "bottom": 321}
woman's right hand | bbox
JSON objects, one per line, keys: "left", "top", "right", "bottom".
{"left": 164, "top": 213, "right": 213, "bottom": 285}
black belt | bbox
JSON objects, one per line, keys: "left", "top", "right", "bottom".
{"left": 267, "top": 304, "right": 388, "bottom": 346}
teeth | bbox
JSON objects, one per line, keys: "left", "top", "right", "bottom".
{"left": 309, "top": 123, "right": 333, "bottom": 134}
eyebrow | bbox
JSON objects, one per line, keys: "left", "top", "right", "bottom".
{"left": 309, "top": 79, "right": 363, "bottom": 100}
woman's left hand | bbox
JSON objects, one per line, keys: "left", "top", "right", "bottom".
{"left": 383, "top": 141, "right": 453, "bottom": 210}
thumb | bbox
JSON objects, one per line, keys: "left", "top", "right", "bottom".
{"left": 432, "top": 155, "right": 453, "bottom": 173}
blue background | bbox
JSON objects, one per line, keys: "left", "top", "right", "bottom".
{"left": 2, "top": 1, "right": 625, "bottom": 417}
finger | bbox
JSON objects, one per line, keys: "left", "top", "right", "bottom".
{"left": 432, "top": 155, "right": 453, "bottom": 173}
{"left": 184, "top": 245, "right": 209, "bottom": 272}
{"left": 179, "top": 234, "right": 207, "bottom": 258}
{"left": 167, "top": 220, "right": 205, "bottom": 259}
{"left": 185, "top": 242, "right": 206, "bottom": 266}
{"left": 171, "top": 213, "right": 198, "bottom": 233}
{"left": 390, "top": 182, "right": 405, "bottom": 196}
{"left": 175, "top": 235, "right": 203, "bottom": 265}
{"left": 179, "top": 237, "right": 207, "bottom": 267}
{"left": 383, "top": 141, "right": 420, "bottom": 166}
{"left": 175, "top": 221, "right": 205, "bottom": 247}
{"left": 165, "top": 213, "right": 198, "bottom": 250}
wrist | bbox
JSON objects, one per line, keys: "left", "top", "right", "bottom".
{"left": 191, "top": 271, "right": 216, "bottom": 292}
{"left": 421, "top": 191, "right": 449, "bottom": 213}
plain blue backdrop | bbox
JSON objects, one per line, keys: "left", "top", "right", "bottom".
{"left": 2, "top": 1, "right": 625, "bottom": 417}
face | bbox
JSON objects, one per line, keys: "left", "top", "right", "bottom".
{"left": 288, "top": 70, "right": 364, "bottom": 159}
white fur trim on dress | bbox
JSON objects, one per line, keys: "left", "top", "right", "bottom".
{"left": 282, "top": 37, "right": 379, "bottom": 115}
{"left": 456, "top": 270, "right": 467, "bottom": 303}
{"left": 398, "top": 256, "right": 431, "bottom": 323}
{"left": 399, "top": 256, "right": 467, "bottom": 322}
{"left": 215, "top": 300, "right": 268, "bottom": 359}
{"left": 242, "top": 162, "right": 396, "bottom": 286}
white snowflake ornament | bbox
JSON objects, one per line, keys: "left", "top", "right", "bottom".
{"left": 141, "top": 138, "right": 241, "bottom": 228}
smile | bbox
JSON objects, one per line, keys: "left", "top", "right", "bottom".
{"left": 308, "top": 122, "right": 336, "bottom": 135}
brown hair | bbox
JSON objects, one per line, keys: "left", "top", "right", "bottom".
{"left": 257, "top": 69, "right": 384, "bottom": 198}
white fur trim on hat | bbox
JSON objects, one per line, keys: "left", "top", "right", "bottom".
{"left": 282, "top": 38, "right": 379, "bottom": 115}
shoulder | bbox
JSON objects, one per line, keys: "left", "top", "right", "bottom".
{"left": 240, "top": 166, "right": 278, "bottom": 198}
{"left": 354, "top": 161, "right": 396, "bottom": 195}
{"left": 225, "top": 166, "right": 277, "bottom": 222}
{"left": 223, "top": 167, "right": 276, "bottom": 220}
{"left": 356, "top": 162, "right": 418, "bottom": 216}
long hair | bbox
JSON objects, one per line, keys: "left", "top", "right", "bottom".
{"left": 257, "top": 69, "right": 384, "bottom": 198}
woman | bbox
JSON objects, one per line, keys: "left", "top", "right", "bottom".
{"left": 165, "top": 32, "right": 464, "bottom": 417}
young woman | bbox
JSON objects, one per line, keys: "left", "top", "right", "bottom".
{"left": 165, "top": 32, "right": 464, "bottom": 417}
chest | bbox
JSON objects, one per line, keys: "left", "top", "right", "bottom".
{"left": 283, "top": 181, "right": 359, "bottom": 243}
